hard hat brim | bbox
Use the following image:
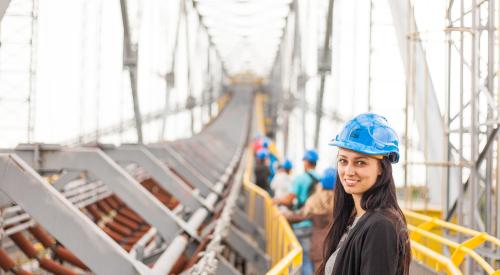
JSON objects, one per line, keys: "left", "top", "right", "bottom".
{"left": 329, "top": 140, "right": 399, "bottom": 163}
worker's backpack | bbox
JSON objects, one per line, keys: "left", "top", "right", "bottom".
{"left": 297, "top": 171, "right": 320, "bottom": 209}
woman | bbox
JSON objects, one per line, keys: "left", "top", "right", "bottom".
{"left": 318, "top": 113, "right": 411, "bottom": 275}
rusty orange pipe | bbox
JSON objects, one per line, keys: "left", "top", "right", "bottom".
{"left": 86, "top": 204, "right": 103, "bottom": 220}
{"left": 38, "top": 258, "right": 77, "bottom": 275}
{"left": 0, "top": 249, "right": 32, "bottom": 275}
{"left": 105, "top": 196, "right": 120, "bottom": 209}
{"left": 106, "top": 221, "right": 133, "bottom": 236}
{"left": 10, "top": 232, "right": 37, "bottom": 258}
{"left": 10, "top": 232, "right": 77, "bottom": 275}
{"left": 114, "top": 214, "right": 141, "bottom": 230}
{"left": 53, "top": 247, "right": 88, "bottom": 271}
{"left": 118, "top": 208, "right": 144, "bottom": 224}
{"left": 97, "top": 200, "right": 112, "bottom": 213}
{"left": 28, "top": 226, "right": 88, "bottom": 270}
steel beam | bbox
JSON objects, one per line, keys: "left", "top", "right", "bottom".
{"left": 225, "top": 225, "right": 270, "bottom": 274}
{"left": 188, "top": 149, "right": 247, "bottom": 274}
{"left": 387, "top": 0, "right": 460, "bottom": 207}
{"left": 232, "top": 208, "right": 266, "bottom": 250}
{"left": 120, "top": 0, "right": 143, "bottom": 143}
{"left": 101, "top": 144, "right": 212, "bottom": 212}
{"left": 0, "top": 191, "right": 11, "bottom": 207}
{"left": 314, "top": 0, "right": 335, "bottom": 148}
{"left": 0, "top": 0, "right": 10, "bottom": 23}
{"left": 446, "top": 128, "right": 500, "bottom": 220}
{"left": 6, "top": 145, "right": 196, "bottom": 242}
{"left": 52, "top": 170, "right": 82, "bottom": 191}
{"left": 215, "top": 255, "right": 242, "bottom": 275}
{"left": 148, "top": 145, "right": 220, "bottom": 196}
{"left": 0, "top": 154, "right": 150, "bottom": 275}
{"left": 171, "top": 142, "right": 222, "bottom": 181}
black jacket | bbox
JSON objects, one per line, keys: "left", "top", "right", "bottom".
{"left": 330, "top": 211, "right": 402, "bottom": 275}
{"left": 254, "top": 162, "right": 270, "bottom": 191}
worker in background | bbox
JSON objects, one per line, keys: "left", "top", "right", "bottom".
{"left": 284, "top": 167, "right": 336, "bottom": 271}
{"left": 252, "top": 133, "right": 263, "bottom": 154}
{"left": 320, "top": 113, "right": 411, "bottom": 275}
{"left": 262, "top": 138, "right": 279, "bottom": 181}
{"left": 273, "top": 149, "right": 320, "bottom": 275}
{"left": 270, "top": 159, "right": 293, "bottom": 212}
{"left": 254, "top": 148, "right": 271, "bottom": 194}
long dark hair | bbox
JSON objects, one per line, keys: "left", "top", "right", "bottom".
{"left": 316, "top": 158, "right": 411, "bottom": 275}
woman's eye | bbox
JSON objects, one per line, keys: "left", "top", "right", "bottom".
{"left": 356, "top": 161, "right": 365, "bottom": 166}
{"left": 338, "top": 159, "right": 347, "bottom": 165}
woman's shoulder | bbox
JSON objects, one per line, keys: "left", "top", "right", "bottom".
{"left": 362, "top": 210, "right": 399, "bottom": 231}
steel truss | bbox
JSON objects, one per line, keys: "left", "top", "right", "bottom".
{"left": 0, "top": 87, "right": 265, "bottom": 275}
{"left": 0, "top": 0, "right": 37, "bottom": 146}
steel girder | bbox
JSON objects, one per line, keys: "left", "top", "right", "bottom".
{"left": 148, "top": 145, "right": 223, "bottom": 196}
{"left": 0, "top": 154, "right": 151, "bottom": 275}
{"left": 119, "top": 0, "right": 143, "bottom": 143}
{"left": 232, "top": 208, "right": 266, "bottom": 250}
{"left": 100, "top": 144, "right": 214, "bottom": 212}
{"left": 214, "top": 255, "right": 243, "bottom": 275}
{"left": 51, "top": 170, "right": 82, "bottom": 191}
{"left": 226, "top": 225, "right": 270, "bottom": 274}
{"left": 0, "top": 153, "right": 221, "bottom": 275}
{"left": 2, "top": 145, "right": 196, "bottom": 242}
{"left": 387, "top": 0, "right": 460, "bottom": 207}
{"left": 0, "top": 0, "right": 10, "bottom": 23}
{"left": 0, "top": 86, "right": 254, "bottom": 274}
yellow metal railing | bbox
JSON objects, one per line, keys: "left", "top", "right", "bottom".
{"left": 255, "top": 93, "right": 266, "bottom": 136}
{"left": 411, "top": 241, "right": 462, "bottom": 274}
{"left": 405, "top": 210, "right": 500, "bottom": 274}
{"left": 243, "top": 148, "right": 302, "bottom": 275}
{"left": 243, "top": 92, "right": 302, "bottom": 274}
{"left": 217, "top": 92, "right": 231, "bottom": 111}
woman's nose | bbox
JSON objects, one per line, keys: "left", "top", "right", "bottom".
{"left": 345, "top": 163, "right": 355, "bottom": 175}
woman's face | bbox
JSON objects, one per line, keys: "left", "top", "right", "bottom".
{"left": 337, "top": 148, "right": 381, "bottom": 196}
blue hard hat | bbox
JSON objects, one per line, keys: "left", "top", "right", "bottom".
{"left": 302, "top": 149, "right": 319, "bottom": 163}
{"left": 321, "top": 167, "right": 337, "bottom": 190}
{"left": 282, "top": 159, "right": 293, "bottom": 170}
{"left": 261, "top": 137, "right": 270, "bottom": 148}
{"left": 329, "top": 113, "right": 400, "bottom": 163}
{"left": 256, "top": 148, "right": 269, "bottom": 160}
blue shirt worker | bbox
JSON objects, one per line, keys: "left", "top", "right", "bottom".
{"left": 273, "top": 149, "right": 320, "bottom": 275}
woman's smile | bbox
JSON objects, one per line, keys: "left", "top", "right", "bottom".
{"left": 344, "top": 178, "right": 359, "bottom": 187}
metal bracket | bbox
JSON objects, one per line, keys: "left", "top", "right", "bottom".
{"left": 52, "top": 170, "right": 82, "bottom": 191}
{"left": 101, "top": 144, "right": 213, "bottom": 212}
{"left": 148, "top": 145, "right": 219, "bottom": 196}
